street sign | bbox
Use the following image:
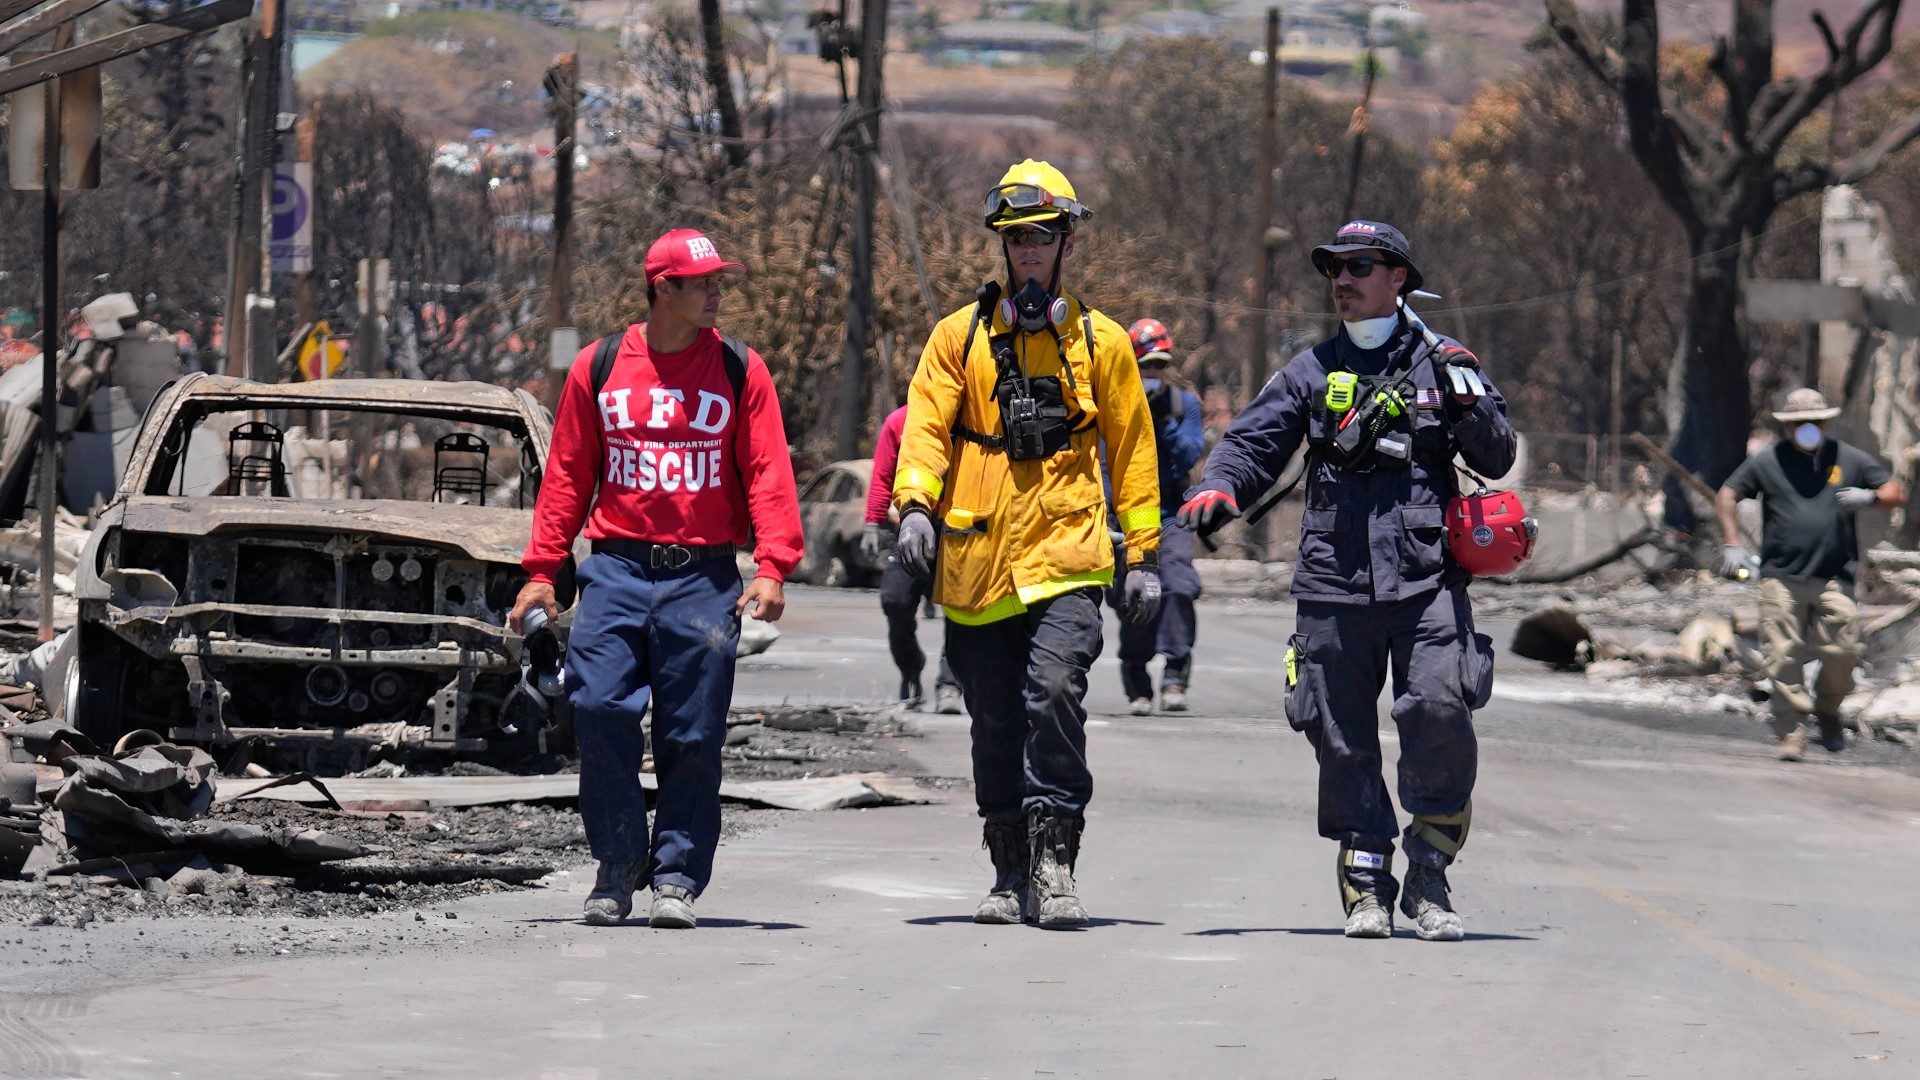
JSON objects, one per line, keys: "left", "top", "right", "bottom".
{"left": 297, "top": 320, "right": 348, "bottom": 381}
{"left": 270, "top": 162, "right": 313, "bottom": 273}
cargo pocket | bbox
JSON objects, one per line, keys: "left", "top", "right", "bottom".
{"left": 1460, "top": 629, "right": 1495, "bottom": 710}
{"left": 1283, "top": 633, "right": 1330, "bottom": 733}
{"left": 1400, "top": 504, "right": 1448, "bottom": 583}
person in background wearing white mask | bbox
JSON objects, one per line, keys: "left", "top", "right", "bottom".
{"left": 1716, "top": 388, "right": 1904, "bottom": 761}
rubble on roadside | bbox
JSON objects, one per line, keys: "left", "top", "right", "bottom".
{"left": 0, "top": 696, "right": 943, "bottom": 923}
{"left": 1507, "top": 581, "right": 1918, "bottom": 745}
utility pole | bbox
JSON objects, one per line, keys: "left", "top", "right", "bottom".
{"left": 225, "top": 0, "right": 287, "bottom": 379}
{"left": 34, "top": 22, "right": 69, "bottom": 644}
{"left": 837, "top": 0, "right": 887, "bottom": 460}
{"left": 1610, "top": 330, "right": 1624, "bottom": 493}
{"left": 1341, "top": 45, "right": 1378, "bottom": 224}
{"left": 544, "top": 52, "right": 579, "bottom": 410}
{"left": 1246, "top": 7, "right": 1280, "bottom": 409}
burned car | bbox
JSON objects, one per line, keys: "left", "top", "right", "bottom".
{"left": 792, "top": 459, "right": 879, "bottom": 587}
{"left": 67, "top": 375, "right": 573, "bottom": 767}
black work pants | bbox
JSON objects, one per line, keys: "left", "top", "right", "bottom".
{"left": 1288, "top": 582, "right": 1491, "bottom": 869}
{"left": 878, "top": 556, "right": 956, "bottom": 690}
{"left": 946, "top": 587, "right": 1104, "bottom": 821}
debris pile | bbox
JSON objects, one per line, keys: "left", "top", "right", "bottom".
{"left": 11, "top": 722, "right": 366, "bottom": 891}
{"left": 1507, "top": 584, "right": 1918, "bottom": 745}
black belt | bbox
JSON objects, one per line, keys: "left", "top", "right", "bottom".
{"left": 592, "top": 538, "right": 737, "bottom": 570}
{"left": 952, "top": 424, "right": 1005, "bottom": 449}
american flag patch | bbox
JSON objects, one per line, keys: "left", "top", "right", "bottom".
{"left": 1415, "top": 389, "right": 1445, "bottom": 410}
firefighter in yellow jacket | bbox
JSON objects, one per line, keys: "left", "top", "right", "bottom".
{"left": 893, "top": 160, "right": 1161, "bottom": 927}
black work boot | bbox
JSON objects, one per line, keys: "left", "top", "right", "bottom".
{"left": 1815, "top": 713, "right": 1846, "bottom": 753}
{"left": 1028, "top": 812, "right": 1088, "bottom": 928}
{"left": 1338, "top": 845, "right": 1395, "bottom": 939}
{"left": 973, "top": 819, "right": 1027, "bottom": 924}
{"left": 1400, "top": 861, "right": 1465, "bottom": 942}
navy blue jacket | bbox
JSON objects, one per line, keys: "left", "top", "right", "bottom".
{"left": 1193, "top": 318, "right": 1517, "bottom": 605}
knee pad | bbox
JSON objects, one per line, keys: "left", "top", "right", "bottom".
{"left": 1337, "top": 844, "right": 1394, "bottom": 913}
{"left": 1409, "top": 801, "right": 1472, "bottom": 862}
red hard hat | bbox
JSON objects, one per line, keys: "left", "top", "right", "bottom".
{"left": 1127, "top": 318, "right": 1174, "bottom": 362}
{"left": 1446, "top": 488, "right": 1537, "bottom": 577}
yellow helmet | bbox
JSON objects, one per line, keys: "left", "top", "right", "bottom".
{"left": 983, "top": 159, "right": 1092, "bottom": 230}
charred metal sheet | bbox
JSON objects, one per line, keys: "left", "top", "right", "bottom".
{"left": 105, "top": 496, "right": 533, "bottom": 569}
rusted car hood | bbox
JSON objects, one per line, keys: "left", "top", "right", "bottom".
{"left": 117, "top": 497, "right": 533, "bottom": 564}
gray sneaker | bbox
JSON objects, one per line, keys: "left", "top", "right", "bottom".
{"left": 649, "top": 884, "right": 697, "bottom": 929}
{"left": 1128, "top": 697, "right": 1153, "bottom": 716}
{"left": 1400, "top": 862, "right": 1464, "bottom": 941}
{"left": 935, "top": 684, "right": 964, "bottom": 714}
{"left": 1344, "top": 893, "right": 1393, "bottom": 938}
{"left": 582, "top": 859, "right": 645, "bottom": 926}
{"left": 1160, "top": 686, "right": 1188, "bottom": 712}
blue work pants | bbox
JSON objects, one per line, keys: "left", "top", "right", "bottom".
{"left": 566, "top": 551, "right": 742, "bottom": 896}
{"left": 1288, "top": 582, "right": 1490, "bottom": 869}
{"left": 1111, "top": 522, "right": 1202, "bottom": 699}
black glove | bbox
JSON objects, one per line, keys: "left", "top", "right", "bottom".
{"left": 1175, "top": 488, "right": 1240, "bottom": 535}
{"left": 1149, "top": 390, "right": 1171, "bottom": 426}
{"left": 1123, "top": 565, "right": 1162, "bottom": 627}
{"left": 896, "top": 508, "right": 937, "bottom": 580}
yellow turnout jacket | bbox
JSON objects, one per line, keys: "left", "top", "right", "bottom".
{"left": 893, "top": 294, "right": 1160, "bottom": 625}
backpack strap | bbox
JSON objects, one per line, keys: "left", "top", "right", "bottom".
{"left": 719, "top": 334, "right": 749, "bottom": 402}
{"left": 589, "top": 329, "right": 625, "bottom": 398}
{"left": 592, "top": 327, "right": 748, "bottom": 403}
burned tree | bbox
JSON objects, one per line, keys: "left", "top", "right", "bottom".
{"left": 1543, "top": 0, "right": 1920, "bottom": 529}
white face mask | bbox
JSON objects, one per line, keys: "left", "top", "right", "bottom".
{"left": 1140, "top": 377, "right": 1163, "bottom": 393}
{"left": 1793, "top": 423, "right": 1823, "bottom": 452}
{"left": 1344, "top": 314, "right": 1398, "bottom": 351}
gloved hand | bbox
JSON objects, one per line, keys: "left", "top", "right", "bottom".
{"left": 1834, "top": 486, "right": 1878, "bottom": 511}
{"left": 1720, "top": 543, "right": 1757, "bottom": 580}
{"left": 860, "top": 523, "right": 885, "bottom": 561}
{"left": 1175, "top": 488, "right": 1240, "bottom": 534}
{"left": 1123, "top": 565, "right": 1162, "bottom": 627}
{"left": 1437, "top": 345, "right": 1484, "bottom": 405}
{"left": 896, "top": 508, "right": 937, "bottom": 580}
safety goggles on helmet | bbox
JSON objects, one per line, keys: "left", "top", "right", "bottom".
{"left": 984, "top": 183, "right": 1091, "bottom": 228}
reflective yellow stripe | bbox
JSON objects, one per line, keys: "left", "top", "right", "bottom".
{"left": 896, "top": 467, "right": 944, "bottom": 501}
{"left": 944, "top": 594, "right": 1027, "bottom": 626}
{"left": 944, "top": 571, "right": 1113, "bottom": 626}
{"left": 1016, "top": 570, "right": 1112, "bottom": 607}
{"left": 1117, "top": 505, "right": 1161, "bottom": 533}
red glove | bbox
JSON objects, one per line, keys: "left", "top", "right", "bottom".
{"left": 1175, "top": 489, "right": 1240, "bottom": 534}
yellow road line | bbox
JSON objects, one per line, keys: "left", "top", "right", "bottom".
{"left": 1782, "top": 941, "right": 1920, "bottom": 1023}
{"left": 1568, "top": 868, "right": 1870, "bottom": 1030}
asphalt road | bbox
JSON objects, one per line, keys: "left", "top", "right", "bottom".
{"left": 4, "top": 585, "right": 1919, "bottom": 1078}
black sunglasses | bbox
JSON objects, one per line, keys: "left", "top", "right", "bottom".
{"left": 1320, "top": 255, "right": 1396, "bottom": 280}
{"left": 1003, "top": 229, "right": 1062, "bottom": 248}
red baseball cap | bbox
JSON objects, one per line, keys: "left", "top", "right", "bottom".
{"left": 645, "top": 228, "right": 746, "bottom": 286}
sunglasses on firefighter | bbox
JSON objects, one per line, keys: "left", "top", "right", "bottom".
{"left": 1002, "top": 228, "right": 1063, "bottom": 248}
{"left": 1319, "top": 255, "right": 1397, "bottom": 280}
{"left": 984, "top": 183, "right": 1092, "bottom": 222}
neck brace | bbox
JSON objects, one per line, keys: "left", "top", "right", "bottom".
{"left": 1344, "top": 315, "right": 1398, "bottom": 351}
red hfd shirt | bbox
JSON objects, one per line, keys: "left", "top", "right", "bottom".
{"left": 524, "top": 324, "right": 804, "bottom": 585}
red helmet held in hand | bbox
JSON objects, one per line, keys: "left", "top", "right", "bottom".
{"left": 1446, "top": 487, "right": 1537, "bottom": 577}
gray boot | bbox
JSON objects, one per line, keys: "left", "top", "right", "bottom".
{"left": 1399, "top": 861, "right": 1464, "bottom": 942}
{"left": 973, "top": 819, "right": 1027, "bottom": 924}
{"left": 1339, "top": 845, "right": 1395, "bottom": 939}
{"left": 1029, "top": 812, "right": 1088, "bottom": 927}
{"left": 582, "top": 859, "right": 645, "bottom": 926}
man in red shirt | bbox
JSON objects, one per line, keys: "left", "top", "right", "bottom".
{"left": 512, "top": 228, "right": 803, "bottom": 928}
{"left": 861, "top": 404, "right": 961, "bottom": 713}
